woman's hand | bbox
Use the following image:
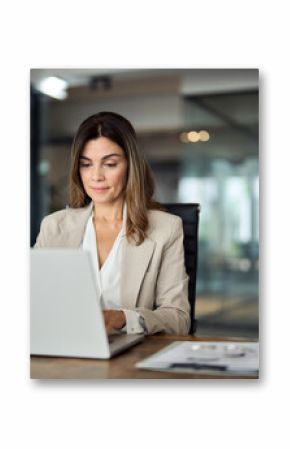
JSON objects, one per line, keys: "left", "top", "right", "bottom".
{"left": 103, "top": 310, "right": 126, "bottom": 335}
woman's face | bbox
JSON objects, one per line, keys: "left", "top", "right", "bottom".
{"left": 79, "top": 137, "right": 128, "bottom": 205}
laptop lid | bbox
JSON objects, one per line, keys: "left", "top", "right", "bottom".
{"left": 30, "top": 249, "right": 111, "bottom": 359}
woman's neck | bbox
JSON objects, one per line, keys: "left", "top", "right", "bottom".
{"left": 92, "top": 199, "right": 124, "bottom": 224}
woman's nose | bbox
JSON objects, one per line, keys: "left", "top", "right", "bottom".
{"left": 91, "top": 166, "right": 105, "bottom": 181}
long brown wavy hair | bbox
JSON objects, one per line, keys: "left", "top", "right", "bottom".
{"left": 69, "top": 111, "right": 164, "bottom": 245}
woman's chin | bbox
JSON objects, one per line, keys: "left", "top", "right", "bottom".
{"left": 90, "top": 195, "right": 122, "bottom": 205}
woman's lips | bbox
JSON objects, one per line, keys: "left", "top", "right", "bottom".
{"left": 90, "top": 187, "right": 109, "bottom": 192}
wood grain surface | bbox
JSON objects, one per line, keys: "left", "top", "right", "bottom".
{"left": 30, "top": 334, "right": 259, "bottom": 380}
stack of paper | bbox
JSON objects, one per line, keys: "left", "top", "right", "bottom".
{"left": 136, "top": 341, "right": 259, "bottom": 375}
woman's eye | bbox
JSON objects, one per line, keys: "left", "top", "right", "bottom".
{"left": 79, "top": 162, "right": 117, "bottom": 168}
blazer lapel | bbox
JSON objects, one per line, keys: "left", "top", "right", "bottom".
{"left": 57, "top": 202, "right": 93, "bottom": 247}
{"left": 120, "top": 237, "right": 156, "bottom": 309}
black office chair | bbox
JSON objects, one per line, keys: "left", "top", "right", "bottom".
{"left": 163, "top": 203, "right": 200, "bottom": 335}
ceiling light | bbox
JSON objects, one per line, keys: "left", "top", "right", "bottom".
{"left": 199, "top": 130, "right": 210, "bottom": 142}
{"left": 188, "top": 131, "right": 200, "bottom": 143}
{"left": 37, "top": 76, "right": 68, "bottom": 100}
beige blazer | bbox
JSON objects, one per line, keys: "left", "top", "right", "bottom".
{"left": 34, "top": 202, "right": 190, "bottom": 335}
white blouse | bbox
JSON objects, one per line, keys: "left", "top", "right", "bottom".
{"left": 82, "top": 202, "right": 144, "bottom": 334}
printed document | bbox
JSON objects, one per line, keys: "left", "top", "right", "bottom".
{"left": 136, "top": 341, "right": 259, "bottom": 374}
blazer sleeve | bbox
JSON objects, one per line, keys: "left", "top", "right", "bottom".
{"left": 33, "top": 218, "right": 47, "bottom": 248}
{"left": 33, "top": 215, "right": 55, "bottom": 248}
{"left": 135, "top": 217, "right": 191, "bottom": 335}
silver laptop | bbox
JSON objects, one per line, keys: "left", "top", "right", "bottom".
{"left": 30, "top": 249, "right": 144, "bottom": 359}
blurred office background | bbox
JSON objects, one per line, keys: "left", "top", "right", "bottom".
{"left": 30, "top": 68, "right": 259, "bottom": 338}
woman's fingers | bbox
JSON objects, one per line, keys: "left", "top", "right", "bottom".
{"left": 103, "top": 310, "right": 126, "bottom": 334}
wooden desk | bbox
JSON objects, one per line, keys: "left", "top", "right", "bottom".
{"left": 30, "top": 334, "right": 258, "bottom": 379}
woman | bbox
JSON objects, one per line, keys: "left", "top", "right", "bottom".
{"left": 34, "top": 111, "right": 190, "bottom": 335}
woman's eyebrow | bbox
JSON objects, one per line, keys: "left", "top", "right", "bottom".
{"left": 80, "top": 153, "right": 122, "bottom": 161}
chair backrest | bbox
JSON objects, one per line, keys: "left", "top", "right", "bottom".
{"left": 163, "top": 203, "right": 200, "bottom": 334}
